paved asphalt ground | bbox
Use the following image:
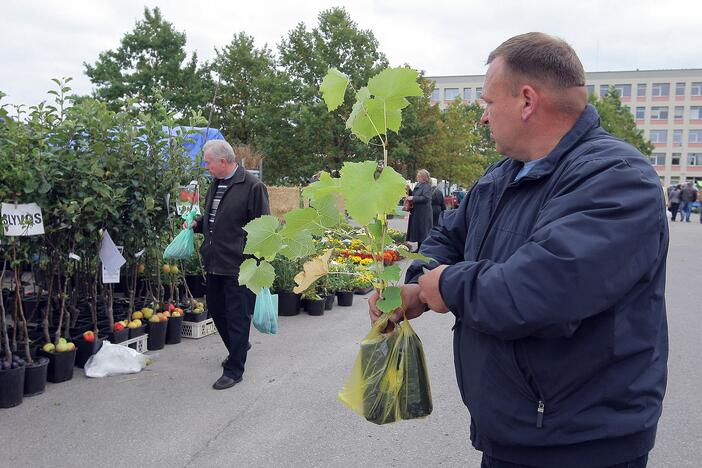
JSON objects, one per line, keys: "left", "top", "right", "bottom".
{"left": 1, "top": 218, "right": 700, "bottom": 467}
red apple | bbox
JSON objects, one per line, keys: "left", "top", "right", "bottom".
{"left": 83, "top": 331, "right": 95, "bottom": 343}
{"left": 114, "top": 322, "right": 125, "bottom": 332}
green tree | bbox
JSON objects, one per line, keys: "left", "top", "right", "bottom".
{"left": 589, "top": 88, "right": 654, "bottom": 156}
{"left": 425, "top": 99, "right": 491, "bottom": 192}
{"left": 84, "top": 7, "right": 211, "bottom": 118}
{"left": 211, "top": 33, "right": 289, "bottom": 146}
{"left": 263, "top": 7, "right": 389, "bottom": 183}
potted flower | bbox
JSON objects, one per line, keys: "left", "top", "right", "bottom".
{"left": 301, "top": 284, "right": 325, "bottom": 316}
{"left": 272, "top": 257, "right": 302, "bottom": 316}
{"left": 328, "top": 262, "right": 356, "bottom": 307}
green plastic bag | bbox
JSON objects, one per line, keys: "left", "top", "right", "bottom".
{"left": 338, "top": 314, "right": 432, "bottom": 425}
{"left": 163, "top": 209, "right": 198, "bottom": 260}
{"left": 253, "top": 288, "right": 278, "bottom": 334}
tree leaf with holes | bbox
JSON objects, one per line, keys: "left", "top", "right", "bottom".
{"left": 376, "top": 286, "right": 402, "bottom": 314}
{"left": 320, "top": 68, "right": 350, "bottom": 111}
{"left": 339, "top": 162, "right": 407, "bottom": 226}
{"left": 283, "top": 207, "right": 322, "bottom": 236}
{"left": 238, "top": 258, "right": 274, "bottom": 295}
{"left": 243, "top": 215, "right": 282, "bottom": 261}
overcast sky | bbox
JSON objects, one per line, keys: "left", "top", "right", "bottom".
{"left": 2, "top": 0, "right": 700, "bottom": 106}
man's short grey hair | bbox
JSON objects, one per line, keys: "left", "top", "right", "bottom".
{"left": 203, "top": 140, "right": 236, "bottom": 163}
{"left": 417, "top": 169, "right": 430, "bottom": 182}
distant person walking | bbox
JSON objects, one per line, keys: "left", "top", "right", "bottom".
{"left": 668, "top": 184, "right": 682, "bottom": 221}
{"left": 405, "top": 169, "right": 433, "bottom": 251}
{"left": 430, "top": 178, "right": 446, "bottom": 226}
{"left": 680, "top": 181, "right": 698, "bottom": 222}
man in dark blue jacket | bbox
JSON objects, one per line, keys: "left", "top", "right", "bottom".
{"left": 371, "top": 33, "right": 668, "bottom": 468}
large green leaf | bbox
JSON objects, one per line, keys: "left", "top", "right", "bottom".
{"left": 379, "top": 264, "right": 401, "bottom": 282}
{"left": 238, "top": 258, "right": 274, "bottom": 295}
{"left": 243, "top": 215, "right": 282, "bottom": 261}
{"left": 302, "top": 172, "right": 341, "bottom": 202}
{"left": 339, "top": 162, "right": 408, "bottom": 226}
{"left": 320, "top": 68, "right": 350, "bottom": 111}
{"left": 311, "top": 195, "right": 341, "bottom": 228}
{"left": 283, "top": 208, "right": 322, "bottom": 235}
{"left": 376, "top": 286, "right": 402, "bottom": 314}
{"left": 367, "top": 67, "right": 423, "bottom": 101}
{"left": 279, "top": 229, "right": 316, "bottom": 260}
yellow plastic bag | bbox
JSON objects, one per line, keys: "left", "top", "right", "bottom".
{"left": 338, "top": 315, "right": 432, "bottom": 425}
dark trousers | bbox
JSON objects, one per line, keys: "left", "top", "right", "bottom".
{"left": 206, "top": 274, "right": 255, "bottom": 380}
{"left": 670, "top": 202, "right": 680, "bottom": 221}
{"left": 481, "top": 453, "right": 648, "bottom": 468}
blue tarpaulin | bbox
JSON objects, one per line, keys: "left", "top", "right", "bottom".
{"left": 162, "top": 126, "right": 224, "bottom": 161}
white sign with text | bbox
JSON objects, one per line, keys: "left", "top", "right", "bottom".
{"left": 1, "top": 203, "right": 45, "bottom": 236}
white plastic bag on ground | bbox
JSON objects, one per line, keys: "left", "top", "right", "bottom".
{"left": 84, "top": 341, "right": 148, "bottom": 378}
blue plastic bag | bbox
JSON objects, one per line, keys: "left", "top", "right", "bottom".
{"left": 163, "top": 209, "right": 198, "bottom": 260}
{"left": 253, "top": 288, "right": 278, "bottom": 334}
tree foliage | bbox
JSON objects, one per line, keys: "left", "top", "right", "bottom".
{"left": 84, "top": 7, "right": 211, "bottom": 118}
{"left": 589, "top": 88, "right": 654, "bottom": 156}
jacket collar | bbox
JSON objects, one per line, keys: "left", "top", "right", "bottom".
{"left": 509, "top": 104, "right": 601, "bottom": 180}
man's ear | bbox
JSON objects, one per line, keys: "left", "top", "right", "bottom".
{"left": 521, "top": 85, "right": 539, "bottom": 121}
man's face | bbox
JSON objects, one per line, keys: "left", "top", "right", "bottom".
{"left": 480, "top": 58, "right": 525, "bottom": 159}
{"left": 203, "top": 151, "right": 228, "bottom": 179}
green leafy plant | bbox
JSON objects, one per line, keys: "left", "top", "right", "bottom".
{"left": 239, "top": 66, "right": 433, "bottom": 317}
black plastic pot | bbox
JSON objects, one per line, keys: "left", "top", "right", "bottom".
{"left": 24, "top": 357, "right": 49, "bottom": 397}
{"left": 40, "top": 348, "right": 77, "bottom": 383}
{"left": 354, "top": 286, "right": 374, "bottom": 295}
{"left": 184, "top": 310, "right": 208, "bottom": 322}
{"left": 324, "top": 294, "right": 335, "bottom": 310}
{"left": 306, "top": 299, "right": 325, "bottom": 316}
{"left": 166, "top": 315, "right": 183, "bottom": 344}
{"left": 106, "top": 327, "right": 129, "bottom": 344}
{"left": 147, "top": 321, "right": 167, "bottom": 350}
{"left": 74, "top": 337, "right": 104, "bottom": 368}
{"left": 336, "top": 291, "right": 355, "bottom": 307}
{"left": 128, "top": 324, "right": 147, "bottom": 339}
{"left": 277, "top": 291, "right": 300, "bottom": 316}
{"left": 0, "top": 365, "right": 26, "bottom": 408}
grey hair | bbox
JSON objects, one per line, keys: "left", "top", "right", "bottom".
{"left": 417, "top": 169, "right": 430, "bottom": 182}
{"left": 203, "top": 139, "right": 236, "bottom": 163}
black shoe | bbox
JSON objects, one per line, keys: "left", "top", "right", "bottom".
{"left": 221, "top": 343, "right": 252, "bottom": 367}
{"left": 212, "top": 375, "right": 242, "bottom": 390}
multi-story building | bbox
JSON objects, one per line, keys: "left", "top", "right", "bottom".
{"left": 428, "top": 69, "right": 702, "bottom": 187}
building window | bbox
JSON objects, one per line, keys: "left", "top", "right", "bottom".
{"left": 649, "top": 130, "right": 668, "bottom": 144}
{"left": 650, "top": 106, "right": 669, "bottom": 120}
{"left": 431, "top": 89, "right": 440, "bottom": 101}
{"left": 688, "top": 130, "right": 702, "bottom": 144}
{"left": 635, "top": 107, "right": 645, "bottom": 119}
{"left": 652, "top": 83, "right": 670, "bottom": 97}
{"left": 586, "top": 85, "right": 595, "bottom": 96}
{"left": 649, "top": 153, "right": 666, "bottom": 165}
{"left": 637, "top": 83, "right": 647, "bottom": 97}
{"left": 599, "top": 84, "right": 609, "bottom": 97}
{"left": 672, "top": 153, "right": 681, "bottom": 165}
{"left": 444, "top": 88, "right": 459, "bottom": 100}
{"left": 688, "top": 153, "right": 702, "bottom": 166}
{"left": 692, "top": 82, "right": 702, "bottom": 96}
{"left": 614, "top": 84, "right": 631, "bottom": 97}
{"left": 690, "top": 106, "right": 702, "bottom": 119}
{"left": 463, "top": 88, "right": 472, "bottom": 101}
{"left": 676, "top": 82, "right": 686, "bottom": 96}
{"left": 673, "top": 129, "right": 683, "bottom": 146}
{"left": 476, "top": 87, "right": 483, "bottom": 99}
{"left": 674, "top": 106, "right": 684, "bottom": 119}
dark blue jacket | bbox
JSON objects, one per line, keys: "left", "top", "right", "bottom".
{"left": 407, "top": 105, "right": 668, "bottom": 467}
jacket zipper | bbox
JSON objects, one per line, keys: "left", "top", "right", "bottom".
{"left": 514, "top": 341, "right": 547, "bottom": 428}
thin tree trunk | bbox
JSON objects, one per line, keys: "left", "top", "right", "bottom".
{"left": 0, "top": 260, "right": 12, "bottom": 362}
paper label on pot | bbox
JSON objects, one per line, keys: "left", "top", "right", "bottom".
{"left": 1, "top": 202, "right": 45, "bottom": 236}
